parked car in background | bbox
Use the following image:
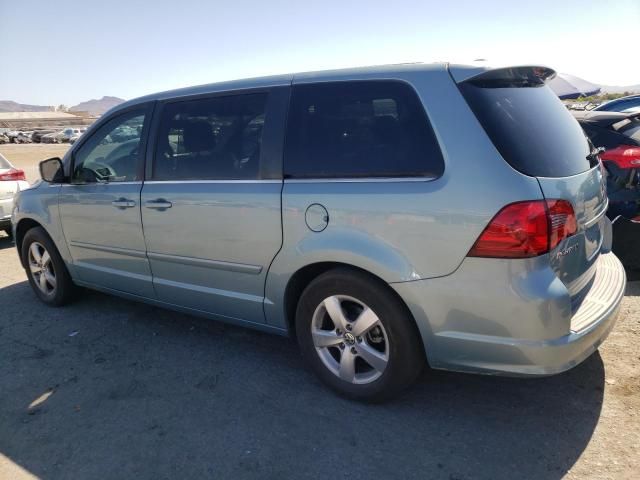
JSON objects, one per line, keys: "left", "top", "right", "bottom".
{"left": 15, "top": 131, "right": 33, "bottom": 143}
{"left": 573, "top": 111, "right": 640, "bottom": 220}
{"left": 40, "top": 132, "right": 58, "bottom": 143}
{"left": 41, "top": 128, "right": 82, "bottom": 144}
{"left": 593, "top": 94, "right": 640, "bottom": 114}
{"left": 574, "top": 110, "right": 640, "bottom": 271}
{"left": 3, "top": 131, "right": 33, "bottom": 144}
{"left": 0, "top": 153, "right": 28, "bottom": 237}
{"left": 13, "top": 64, "right": 625, "bottom": 400}
{"left": 31, "top": 130, "right": 57, "bottom": 143}
{"left": 69, "top": 129, "right": 86, "bottom": 144}
{"left": 105, "top": 125, "right": 139, "bottom": 143}
{"left": 40, "top": 133, "right": 55, "bottom": 143}
{"left": 5, "top": 131, "right": 20, "bottom": 143}
{"left": 0, "top": 133, "right": 9, "bottom": 144}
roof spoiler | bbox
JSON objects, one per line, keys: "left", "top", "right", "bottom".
{"left": 449, "top": 65, "right": 557, "bottom": 87}
{"left": 611, "top": 111, "right": 640, "bottom": 131}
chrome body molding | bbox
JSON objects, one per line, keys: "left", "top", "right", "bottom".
{"left": 143, "top": 180, "right": 282, "bottom": 185}
{"left": 146, "top": 251, "right": 263, "bottom": 274}
{"left": 283, "top": 176, "right": 438, "bottom": 184}
{"left": 69, "top": 241, "right": 147, "bottom": 259}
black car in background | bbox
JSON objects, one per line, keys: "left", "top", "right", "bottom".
{"left": 31, "top": 130, "right": 56, "bottom": 143}
{"left": 593, "top": 94, "right": 640, "bottom": 114}
{"left": 574, "top": 111, "right": 640, "bottom": 218}
{"left": 574, "top": 110, "right": 640, "bottom": 272}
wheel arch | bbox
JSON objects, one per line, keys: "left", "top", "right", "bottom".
{"left": 15, "top": 218, "right": 45, "bottom": 267}
{"left": 280, "top": 262, "right": 425, "bottom": 359}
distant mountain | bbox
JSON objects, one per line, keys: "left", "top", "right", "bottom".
{"left": 70, "top": 96, "right": 125, "bottom": 116}
{"left": 599, "top": 84, "right": 640, "bottom": 94}
{"left": 0, "top": 100, "right": 52, "bottom": 112}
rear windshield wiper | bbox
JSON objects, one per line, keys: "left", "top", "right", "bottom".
{"left": 586, "top": 146, "right": 605, "bottom": 167}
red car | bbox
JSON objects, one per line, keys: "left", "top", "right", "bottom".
{"left": 574, "top": 110, "right": 640, "bottom": 272}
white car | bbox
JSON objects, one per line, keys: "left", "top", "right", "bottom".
{"left": 0, "top": 153, "right": 29, "bottom": 237}
{"left": 69, "top": 129, "right": 86, "bottom": 144}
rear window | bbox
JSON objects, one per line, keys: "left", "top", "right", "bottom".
{"left": 460, "top": 82, "right": 591, "bottom": 177}
{"left": 284, "top": 81, "right": 444, "bottom": 178}
{"left": 619, "top": 120, "right": 640, "bottom": 144}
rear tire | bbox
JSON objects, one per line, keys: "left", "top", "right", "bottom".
{"left": 295, "top": 268, "right": 424, "bottom": 402}
{"left": 22, "top": 227, "right": 74, "bottom": 306}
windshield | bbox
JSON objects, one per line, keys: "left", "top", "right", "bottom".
{"left": 596, "top": 97, "right": 640, "bottom": 112}
{"left": 460, "top": 82, "right": 591, "bottom": 177}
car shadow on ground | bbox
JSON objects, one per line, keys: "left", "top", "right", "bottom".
{"left": 0, "top": 280, "right": 605, "bottom": 480}
{"left": 626, "top": 280, "right": 640, "bottom": 296}
{"left": 0, "top": 233, "right": 15, "bottom": 250}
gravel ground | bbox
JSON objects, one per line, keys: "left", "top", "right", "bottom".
{"left": 0, "top": 145, "right": 638, "bottom": 479}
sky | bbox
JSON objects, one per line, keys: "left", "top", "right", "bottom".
{"left": 1, "top": 0, "right": 639, "bottom": 106}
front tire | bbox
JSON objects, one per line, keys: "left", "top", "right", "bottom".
{"left": 22, "top": 227, "right": 74, "bottom": 306}
{"left": 296, "top": 268, "right": 424, "bottom": 401}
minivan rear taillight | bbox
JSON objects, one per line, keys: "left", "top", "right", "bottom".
{"left": 547, "top": 199, "right": 578, "bottom": 250}
{"left": 468, "top": 200, "right": 577, "bottom": 258}
{"left": 0, "top": 168, "right": 26, "bottom": 181}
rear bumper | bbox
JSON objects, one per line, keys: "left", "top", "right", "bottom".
{"left": 0, "top": 197, "right": 12, "bottom": 228}
{"left": 392, "top": 252, "right": 626, "bottom": 376}
{"left": 1, "top": 182, "right": 28, "bottom": 229}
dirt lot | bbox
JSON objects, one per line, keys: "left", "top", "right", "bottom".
{"left": 0, "top": 145, "right": 638, "bottom": 480}
{"left": 0, "top": 144, "right": 70, "bottom": 183}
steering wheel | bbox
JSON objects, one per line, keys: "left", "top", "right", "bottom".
{"left": 79, "top": 161, "right": 116, "bottom": 183}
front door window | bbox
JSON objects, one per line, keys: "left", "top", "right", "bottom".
{"left": 72, "top": 111, "right": 146, "bottom": 183}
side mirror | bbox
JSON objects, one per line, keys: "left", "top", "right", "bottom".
{"left": 39, "top": 157, "right": 66, "bottom": 183}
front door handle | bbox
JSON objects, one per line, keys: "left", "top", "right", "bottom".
{"left": 145, "top": 199, "right": 173, "bottom": 210}
{"left": 111, "top": 198, "right": 136, "bottom": 209}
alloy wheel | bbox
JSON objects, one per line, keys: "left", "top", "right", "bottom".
{"left": 28, "top": 242, "right": 57, "bottom": 295}
{"left": 311, "top": 295, "right": 389, "bottom": 384}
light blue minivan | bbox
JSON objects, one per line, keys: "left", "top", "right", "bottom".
{"left": 13, "top": 63, "right": 626, "bottom": 400}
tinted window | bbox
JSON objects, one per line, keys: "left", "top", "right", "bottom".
{"left": 284, "top": 81, "right": 444, "bottom": 178}
{"left": 0, "top": 154, "right": 10, "bottom": 169}
{"left": 594, "top": 100, "right": 619, "bottom": 112}
{"left": 597, "top": 98, "right": 640, "bottom": 112}
{"left": 73, "top": 110, "right": 146, "bottom": 183}
{"left": 153, "top": 93, "right": 267, "bottom": 180}
{"left": 580, "top": 124, "right": 621, "bottom": 150}
{"left": 619, "top": 119, "right": 640, "bottom": 144}
{"left": 460, "top": 83, "right": 591, "bottom": 177}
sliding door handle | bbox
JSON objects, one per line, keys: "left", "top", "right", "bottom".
{"left": 145, "top": 199, "right": 172, "bottom": 210}
{"left": 111, "top": 198, "right": 136, "bottom": 209}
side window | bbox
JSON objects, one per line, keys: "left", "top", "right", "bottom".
{"left": 73, "top": 110, "right": 146, "bottom": 183}
{"left": 153, "top": 93, "right": 268, "bottom": 180}
{"left": 284, "top": 81, "right": 444, "bottom": 178}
